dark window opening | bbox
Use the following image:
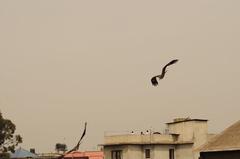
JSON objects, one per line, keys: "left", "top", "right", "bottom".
{"left": 169, "top": 149, "right": 174, "bottom": 159}
{"left": 111, "top": 150, "right": 122, "bottom": 159}
{"left": 145, "top": 149, "right": 151, "bottom": 158}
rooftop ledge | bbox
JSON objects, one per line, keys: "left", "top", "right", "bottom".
{"left": 103, "top": 134, "right": 193, "bottom": 146}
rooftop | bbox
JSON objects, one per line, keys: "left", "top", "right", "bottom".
{"left": 103, "top": 133, "right": 193, "bottom": 146}
{"left": 10, "top": 147, "right": 38, "bottom": 158}
{"left": 166, "top": 118, "right": 208, "bottom": 124}
{"left": 64, "top": 151, "right": 104, "bottom": 159}
{"left": 199, "top": 120, "right": 240, "bottom": 152}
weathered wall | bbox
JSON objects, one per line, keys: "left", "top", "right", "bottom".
{"left": 167, "top": 120, "right": 208, "bottom": 159}
{"left": 153, "top": 145, "right": 175, "bottom": 159}
{"left": 167, "top": 121, "right": 208, "bottom": 144}
{"left": 104, "top": 144, "right": 195, "bottom": 159}
{"left": 104, "top": 145, "right": 127, "bottom": 159}
{"left": 176, "top": 144, "right": 193, "bottom": 159}
{"left": 104, "top": 134, "right": 174, "bottom": 145}
{"left": 127, "top": 145, "right": 142, "bottom": 159}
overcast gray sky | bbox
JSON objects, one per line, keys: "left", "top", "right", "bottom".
{"left": 1, "top": 0, "right": 240, "bottom": 153}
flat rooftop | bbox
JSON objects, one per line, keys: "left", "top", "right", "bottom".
{"left": 103, "top": 133, "right": 193, "bottom": 146}
{"left": 166, "top": 118, "right": 208, "bottom": 124}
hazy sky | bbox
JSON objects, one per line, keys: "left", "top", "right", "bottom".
{"left": 1, "top": 0, "right": 240, "bottom": 153}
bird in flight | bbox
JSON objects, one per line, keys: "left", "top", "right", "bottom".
{"left": 58, "top": 122, "right": 87, "bottom": 159}
{"left": 67, "top": 122, "right": 87, "bottom": 153}
{"left": 151, "top": 59, "right": 179, "bottom": 86}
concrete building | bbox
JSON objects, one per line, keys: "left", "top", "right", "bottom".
{"left": 199, "top": 120, "right": 240, "bottom": 159}
{"left": 102, "top": 118, "right": 214, "bottom": 159}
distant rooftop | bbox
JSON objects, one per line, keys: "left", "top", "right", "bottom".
{"left": 166, "top": 118, "right": 208, "bottom": 124}
{"left": 10, "top": 147, "right": 38, "bottom": 158}
{"left": 199, "top": 120, "right": 240, "bottom": 152}
{"left": 64, "top": 151, "right": 104, "bottom": 159}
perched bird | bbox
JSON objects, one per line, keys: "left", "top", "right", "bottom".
{"left": 151, "top": 59, "right": 179, "bottom": 86}
{"left": 58, "top": 122, "right": 87, "bottom": 159}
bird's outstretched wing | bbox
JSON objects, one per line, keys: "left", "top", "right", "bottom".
{"left": 67, "top": 122, "right": 87, "bottom": 153}
{"left": 161, "top": 59, "right": 178, "bottom": 76}
{"left": 58, "top": 122, "right": 87, "bottom": 159}
{"left": 151, "top": 59, "right": 178, "bottom": 86}
{"left": 76, "top": 122, "right": 87, "bottom": 149}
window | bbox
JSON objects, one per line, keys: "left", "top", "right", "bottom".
{"left": 145, "top": 149, "right": 150, "bottom": 158}
{"left": 111, "top": 150, "right": 122, "bottom": 159}
{"left": 169, "top": 149, "right": 174, "bottom": 159}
